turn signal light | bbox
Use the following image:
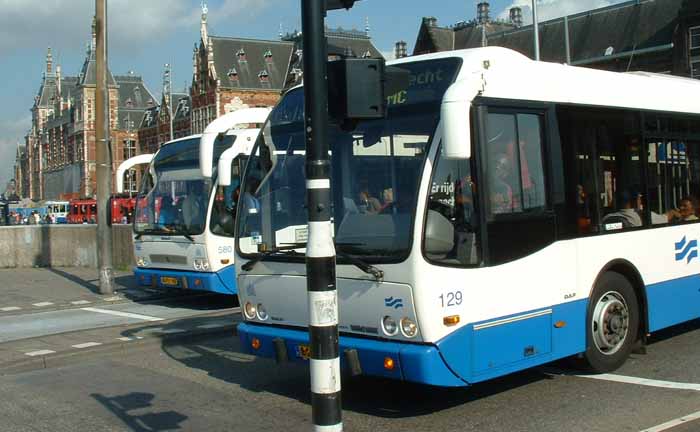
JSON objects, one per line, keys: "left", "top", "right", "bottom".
{"left": 221, "top": 259, "right": 230, "bottom": 265}
{"left": 383, "top": 357, "right": 395, "bottom": 370}
{"left": 443, "top": 315, "right": 460, "bottom": 326}
{"left": 554, "top": 321, "right": 567, "bottom": 328}
{"left": 251, "top": 338, "right": 261, "bottom": 350}
{"left": 194, "top": 279, "right": 202, "bottom": 286}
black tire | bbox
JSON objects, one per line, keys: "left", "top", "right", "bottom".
{"left": 580, "top": 271, "right": 640, "bottom": 373}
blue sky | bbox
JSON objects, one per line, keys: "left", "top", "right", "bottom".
{"left": 0, "top": 0, "right": 626, "bottom": 191}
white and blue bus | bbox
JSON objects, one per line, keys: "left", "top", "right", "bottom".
{"left": 233, "top": 47, "right": 700, "bottom": 387}
{"left": 44, "top": 200, "right": 70, "bottom": 224}
{"left": 127, "top": 108, "right": 269, "bottom": 295}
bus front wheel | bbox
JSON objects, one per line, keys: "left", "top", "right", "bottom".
{"left": 582, "top": 271, "right": 639, "bottom": 373}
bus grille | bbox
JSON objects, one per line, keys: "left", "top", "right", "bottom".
{"left": 149, "top": 254, "right": 188, "bottom": 265}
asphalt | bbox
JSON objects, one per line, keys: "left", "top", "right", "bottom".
{"left": 0, "top": 267, "right": 241, "bottom": 376}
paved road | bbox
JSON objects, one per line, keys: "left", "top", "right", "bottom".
{"left": 0, "top": 295, "right": 237, "bottom": 343}
{"left": 2, "top": 319, "right": 700, "bottom": 431}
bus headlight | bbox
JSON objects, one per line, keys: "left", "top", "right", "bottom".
{"left": 244, "top": 302, "right": 257, "bottom": 320}
{"left": 136, "top": 256, "right": 149, "bottom": 267}
{"left": 400, "top": 317, "right": 418, "bottom": 338}
{"left": 256, "top": 303, "right": 269, "bottom": 321}
{"left": 193, "top": 259, "right": 210, "bottom": 271}
{"left": 381, "top": 316, "right": 399, "bottom": 336}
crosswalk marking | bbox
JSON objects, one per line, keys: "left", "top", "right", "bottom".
{"left": 25, "top": 350, "right": 56, "bottom": 357}
{"left": 81, "top": 307, "right": 163, "bottom": 322}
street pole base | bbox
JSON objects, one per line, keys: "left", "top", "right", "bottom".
{"left": 99, "top": 266, "right": 115, "bottom": 295}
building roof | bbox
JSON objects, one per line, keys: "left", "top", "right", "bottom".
{"left": 172, "top": 93, "right": 191, "bottom": 121}
{"left": 211, "top": 36, "right": 294, "bottom": 91}
{"left": 415, "top": 0, "right": 685, "bottom": 65}
{"left": 139, "top": 105, "right": 160, "bottom": 129}
{"left": 115, "top": 74, "right": 156, "bottom": 131}
{"left": 78, "top": 40, "right": 117, "bottom": 87}
{"left": 487, "top": 0, "right": 683, "bottom": 64}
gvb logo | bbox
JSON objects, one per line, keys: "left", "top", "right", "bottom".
{"left": 384, "top": 296, "right": 404, "bottom": 309}
{"left": 675, "top": 236, "right": 698, "bottom": 263}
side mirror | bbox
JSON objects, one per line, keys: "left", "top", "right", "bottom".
{"left": 440, "top": 80, "right": 474, "bottom": 160}
{"left": 424, "top": 210, "right": 454, "bottom": 255}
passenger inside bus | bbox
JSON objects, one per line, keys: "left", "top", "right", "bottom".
{"left": 678, "top": 196, "right": 699, "bottom": 221}
{"left": 489, "top": 153, "right": 520, "bottom": 214}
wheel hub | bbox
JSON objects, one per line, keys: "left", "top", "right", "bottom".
{"left": 592, "top": 291, "right": 629, "bottom": 355}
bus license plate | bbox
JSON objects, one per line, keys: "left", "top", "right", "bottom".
{"left": 297, "top": 344, "right": 311, "bottom": 360}
{"left": 160, "top": 276, "right": 179, "bottom": 287}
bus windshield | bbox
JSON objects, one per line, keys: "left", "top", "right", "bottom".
{"left": 238, "top": 58, "right": 462, "bottom": 261}
{"left": 135, "top": 136, "right": 233, "bottom": 236}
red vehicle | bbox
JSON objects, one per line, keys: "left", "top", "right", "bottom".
{"left": 68, "top": 196, "right": 136, "bottom": 224}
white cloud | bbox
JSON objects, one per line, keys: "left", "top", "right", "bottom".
{"left": 497, "top": 0, "right": 625, "bottom": 25}
{"left": 0, "top": 0, "right": 272, "bottom": 57}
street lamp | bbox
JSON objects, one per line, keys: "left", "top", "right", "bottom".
{"left": 163, "top": 63, "right": 174, "bottom": 141}
{"left": 532, "top": 0, "right": 540, "bottom": 61}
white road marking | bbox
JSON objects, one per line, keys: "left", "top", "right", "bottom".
{"left": 0, "top": 307, "right": 21, "bottom": 312}
{"left": 81, "top": 307, "right": 164, "bottom": 322}
{"left": 640, "top": 410, "right": 700, "bottom": 432}
{"left": 32, "top": 302, "right": 54, "bottom": 307}
{"left": 103, "top": 296, "right": 122, "bottom": 302}
{"left": 117, "top": 336, "right": 144, "bottom": 342}
{"left": 578, "top": 373, "right": 700, "bottom": 392}
{"left": 72, "top": 342, "right": 102, "bottom": 349}
{"left": 70, "top": 300, "right": 92, "bottom": 305}
{"left": 197, "top": 323, "right": 226, "bottom": 329}
{"left": 25, "top": 350, "right": 56, "bottom": 357}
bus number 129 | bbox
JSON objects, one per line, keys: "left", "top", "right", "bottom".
{"left": 439, "top": 291, "right": 463, "bottom": 307}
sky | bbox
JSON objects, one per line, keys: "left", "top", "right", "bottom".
{"left": 0, "top": 0, "right": 628, "bottom": 192}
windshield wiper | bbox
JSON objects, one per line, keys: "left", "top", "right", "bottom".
{"left": 241, "top": 245, "right": 303, "bottom": 271}
{"left": 242, "top": 242, "right": 384, "bottom": 282}
{"left": 163, "top": 225, "right": 195, "bottom": 242}
{"left": 139, "top": 226, "right": 195, "bottom": 242}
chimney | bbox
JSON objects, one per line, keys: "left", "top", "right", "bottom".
{"left": 510, "top": 7, "right": 523, "bottom": 28}
{"left": 422, "top": 16, "right": 438, "bottom": 27}
{"left": 477, "top": 2, "right": 490, "bottom": 25}
{"left": 394, "top": 41, "right": 408, "bottom": 59}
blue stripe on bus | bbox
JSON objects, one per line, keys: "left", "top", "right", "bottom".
{"left": 646, "top": 274, "right": 700, "bottom": 332}
{"left": 436, "top": 300, "right": 587, "bottom": 384}
{"left": 237, "top": 322, "right": 467, "bottom": 387}
{"left": 134, "top": 265, "right": 237, "bottom": 295}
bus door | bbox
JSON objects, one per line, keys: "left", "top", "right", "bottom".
{"left": 476, "top": 105, "right": 557, "bottom": 266}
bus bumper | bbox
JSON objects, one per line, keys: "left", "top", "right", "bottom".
{"left": 237, "top": 322, "right": 468, "bottom": 387}
{"left": 134, "top": 266, "right": 237, "bottom": 295}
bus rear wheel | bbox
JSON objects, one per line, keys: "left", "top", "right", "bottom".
{"left": 582, "top": 271, "right": 639, "bottom": 373}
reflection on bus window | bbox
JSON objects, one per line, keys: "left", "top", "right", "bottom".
{"left": 425, "top": 143, "right": 480, "bottom": 266}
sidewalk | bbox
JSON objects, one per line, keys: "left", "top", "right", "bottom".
{"left": 0, "top": 267, "right": 193, "bottom": 315}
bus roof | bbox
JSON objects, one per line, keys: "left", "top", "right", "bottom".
{"left": 390, "top": 46, "right": 700, "bottom": 116}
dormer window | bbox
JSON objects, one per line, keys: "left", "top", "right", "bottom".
{"left": 237, "top": 48, "right": 247, "bottom": 62}
{"left": 258, "top": 70, "right": 269, "bottom": 83}
{"left": 227, "top": 68, "right": 239, "bottom": 82}
{"left": 125, "top": 98, "right": 134, "bottom": 108}
{"left": 264, "top": 49, "right": 273, "bottom": 63}
{"left": 362, "top": 50, "right": 372, "bottom": 59}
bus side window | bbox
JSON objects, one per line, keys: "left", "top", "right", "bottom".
{"left": 424, "top": 143, "right": 480, "bottom": 267}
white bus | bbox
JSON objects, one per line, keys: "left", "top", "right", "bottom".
{"left": 44, "top": 200, "right": 70, "bottom": 224}
{"left": 127, "top": 108, "right": 269, "bottom": 295}
{"left": 232, "top": 47, "right": 700, "bottom": 387}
